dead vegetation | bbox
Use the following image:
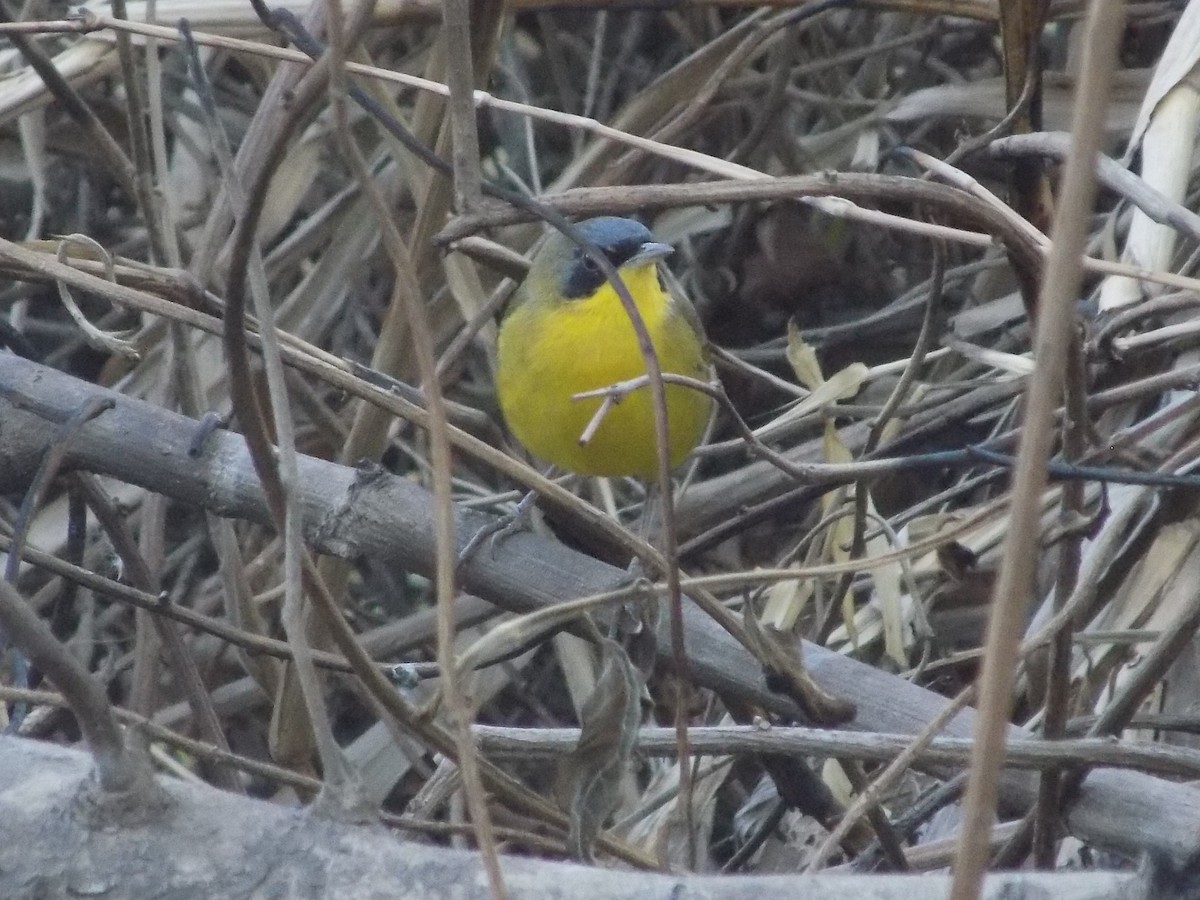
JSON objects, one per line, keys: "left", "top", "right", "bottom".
{"left": 1, "top": 0, "right": 1200, "bottom": 897}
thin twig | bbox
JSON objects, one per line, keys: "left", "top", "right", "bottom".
{"left": 950, "top": 3, "right": 1126, "bottom": 898}
{"left": 328, "top": 0, "right": 508, "bottom": 888}
{"left": 219, "top": 2, "right": 368, "bottom": 806}
{"left": 807, "top": 686, "right": 975, "bottom": 872}
{"left": 0, "top": 529, "right": 438, "bottom": 678}
{"left": 0, "top": 579, "right": 149, "bottom": 795}
{"left": 68, "top": 473, "right": 244, "bottom": 794}
{"left": 991, "top": 132, "right": 1200, "bottom": 242}
{"left": 1030, "top": 329, "right": 1089, "bottom": 867}
{"left": 443, "top": 0, "right": 484, "bottom": 209}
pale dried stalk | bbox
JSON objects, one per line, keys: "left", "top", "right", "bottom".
{"left": 949, "top": 2, "right": 1127, "bottom": 898}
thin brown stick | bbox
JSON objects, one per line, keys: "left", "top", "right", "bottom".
{"left": 327, "top": 0, "right": 507, "bottom": 886}
{"left": 3, "top": 396, "right": 112, "bottom": 587}
{"left": 469, "top": 721, "right": 1200, "bottom": 778}
{"left": 0, "top": 579, "right": 148, "bottom": 794}
{"left": 443, "top": 0, "right": 483, "bottom": 210}
{"left": 223, "top": 1, "right": 360, "bottom": 790}
{"left": 0, "top": 530, "right": 437, "bottom": 677}
{"left": 68, "top": 473, "right": 244, "bottom": 794}
{"left": 949, "top": 2, "right": 1126, "bottom": 898}
{"left": 1031, "top": 330, "right": 1088, "bottom": 867}
{"left": 109, "top": 0, "right": 171, "bottom": 266}
{"left": 808, "top": 686, "right": 975, "bottom": 872}
{"left": 0, "top": 9, "right": 138, "bottom": 200}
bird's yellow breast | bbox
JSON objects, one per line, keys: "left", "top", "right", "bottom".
{"left": 496, "top": 263, "right": 711, "bottom": 479}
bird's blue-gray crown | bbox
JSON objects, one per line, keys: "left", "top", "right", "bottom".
{"left": 551, "top": 217, "right": 673, "bottom": 299}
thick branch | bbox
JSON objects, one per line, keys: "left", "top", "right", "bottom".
{"left": 0, "top": 735, "right": 1150, "bottom": 900}
{"left": 3, "top": 355, "right": 1200, "bottom": 870}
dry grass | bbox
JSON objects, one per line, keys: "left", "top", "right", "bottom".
{"left": 2, "top": 0, "right": 1199, "bottom": 894}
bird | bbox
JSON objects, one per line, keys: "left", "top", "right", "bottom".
{"left": 496, "top": 216, "right": 712, "bottom": 481}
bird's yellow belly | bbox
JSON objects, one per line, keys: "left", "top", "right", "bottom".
{"left": 497, "top": 283, "right": 710, "bottom": 479}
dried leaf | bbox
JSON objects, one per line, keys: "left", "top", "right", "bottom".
{"left": 761, "top": 572, "right": 814, "bottom": 632}
{"left": 259, "top": 131, "right": 323, "bottom": 245}
{"left": 1081, "top": 522, "right": 1200, "bottom": 683}
{"left": 1124, "top": 0, "right": 1200, "bottom": 156}
{"left": 0, "top": 42, "right": 117, "bottom": 126}
{"left": 1101, "top": 3, "right": 1200, "bottom": 313}
{"left": 564, "top": 639, "right": 643, "bottom": 862}
{"left": 821, "top": 759, "right": 854, "bottom": 808}
{"left": 822, "top": 422, "right": 857, "bottom": 644}
{"left": 862, "top": 491, "right": 907, "bottom": 667}
{"left": 785, "top": 320, "right": 825, "bottom": 390}
{"left": 756, "top": 361, "right": 869, "bottom": 444}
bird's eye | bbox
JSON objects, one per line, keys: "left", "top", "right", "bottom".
{"left": 581, "top": 255, "right": 600, "bottom": 272}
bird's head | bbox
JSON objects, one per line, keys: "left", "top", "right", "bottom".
{"left": 534, "top": 216, "right": 674, "bottom": 300}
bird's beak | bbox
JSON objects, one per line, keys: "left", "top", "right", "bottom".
{"left": 624, "top": 241, "right": 674, "bottom": 268}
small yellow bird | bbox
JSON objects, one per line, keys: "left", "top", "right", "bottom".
{"left": 496, "top": 217, "right": 712, "bottom": 479}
